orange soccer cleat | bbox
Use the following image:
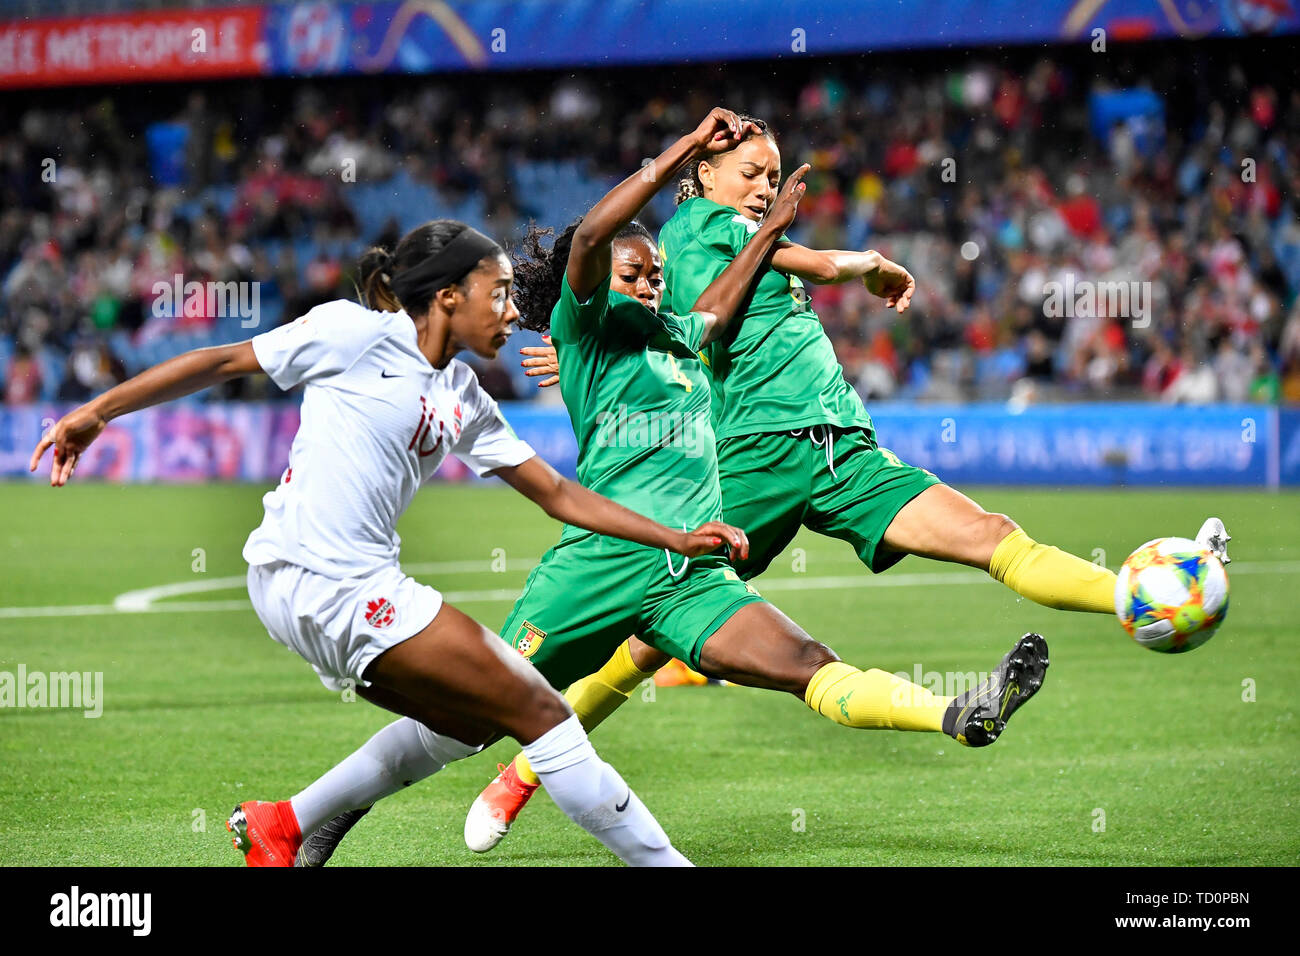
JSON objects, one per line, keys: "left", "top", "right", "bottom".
{"left": 463, "top": 761, "right": 540, "bottom": 853}
{"left": 227, "top": 800, "right": 302, "bottom": 867}
{"left": 654, "top": 657, "right": 710, "bottom": 687}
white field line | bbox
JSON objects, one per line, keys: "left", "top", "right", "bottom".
{"left": 0, "top": 559, "right": 1295, "bottom": 621}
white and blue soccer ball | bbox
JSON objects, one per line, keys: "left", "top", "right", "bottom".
{"left": 1114, "top": 537, "right": 1229, "bottom": 653}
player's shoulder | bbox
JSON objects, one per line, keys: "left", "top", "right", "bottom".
{"left": 666, "top": 197, "right": 755, "bottom": 243}
{"left": 293, "top": 298, "right": 406, "bottom": 342}
{"left": 665, "top": 196, "right": 710, "bottom": 234}
{"left": 299, "top": 297, "right": 372, "bottom": 323}
{"left": 442, "top": 357, "right": 491, "bottom": 403}
{"left": 605, "top": 287, "right": 649, "bottom": 316}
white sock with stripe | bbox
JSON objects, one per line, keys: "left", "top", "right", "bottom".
{"left": 522, "top": 714, "right": 690, "bottom": 867}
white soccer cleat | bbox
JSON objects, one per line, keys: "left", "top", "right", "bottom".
{"left": 463, "top": 762, "right": 539, "bottom": 853}
{"left": 1195, "top": 517, "right": 1232, "bottom": 565}
{"left": 464, "top": 794, "right": 513, "bottom": 853}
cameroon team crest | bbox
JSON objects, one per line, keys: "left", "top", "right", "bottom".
{"left": 513, "top": 621, "right": 547, "bottom": 658}
{"left": 722, "top": 567, "right": 760, "bottom": 595}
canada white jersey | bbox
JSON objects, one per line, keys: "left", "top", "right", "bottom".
{"left": 242, "top": 299, "right": 535, "bottom": 578}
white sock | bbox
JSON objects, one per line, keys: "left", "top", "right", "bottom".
{"left": 522, "top": 715, "right": 691, "bottom": 867}
{"left": 290, "top": 718, "right": 480, "bottom": 835}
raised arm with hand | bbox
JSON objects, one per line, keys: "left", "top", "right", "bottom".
{"left": 771, "top": 243, "right": 916, "bottom": 313}
{"left": 29, "top": 341, "right": 263, "bottom": 486}
{"left": 566, "top": 108, "right": 759, "bottom": 301}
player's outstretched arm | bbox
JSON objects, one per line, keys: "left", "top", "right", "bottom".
{"left": 29, "top": 341, "right": 263, "bottom": 486}
{"left": 491, "top": 455, "right": 749, "bottom": 560}
{"left": 690, "top": 164, "right": 809, "bottom": 344}
{"left": 771, "top": 244, "right": 916, "bottom": 313}
{"left": 567, "top": 107, "right": 760, "bottom": 301}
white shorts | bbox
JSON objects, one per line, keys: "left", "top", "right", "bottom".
{"left": 246, "top": 560, "right": 443, "bottom": 692}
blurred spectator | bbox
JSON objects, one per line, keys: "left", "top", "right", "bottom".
{"left": 4, "top": 343, "right": 41, "bottom": 404}
{"left": 0, "top": 45, "right": 1295, "bottom": 406}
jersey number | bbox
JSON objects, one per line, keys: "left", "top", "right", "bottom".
{"left": 664, "top": 354, "right": 693, "bottom": 392}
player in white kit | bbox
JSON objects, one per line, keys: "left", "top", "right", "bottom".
{"left": 31, "top": 219, "right": 749, "bottom": 867}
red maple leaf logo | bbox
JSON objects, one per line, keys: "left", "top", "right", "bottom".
{"left": 365, "top": 597, "right": 396, "bottom": 629}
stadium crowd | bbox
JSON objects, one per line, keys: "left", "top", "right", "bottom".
{"left": 1, "top": 44, "right": 1297, "bottom": 405}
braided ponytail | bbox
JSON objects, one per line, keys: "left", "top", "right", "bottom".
{"left": 674, "top": 169, "right": 703, "bottom": 205}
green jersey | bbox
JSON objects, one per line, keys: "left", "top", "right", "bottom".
{"left": 549, "top": 273, "right": 722, "bottom": 541}
{"left": 658, "top": 196, "right": 874, "bottom": 441}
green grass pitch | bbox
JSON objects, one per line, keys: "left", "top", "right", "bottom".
{"left": 1, "top": 481, "right": 1296, "bottom": 866}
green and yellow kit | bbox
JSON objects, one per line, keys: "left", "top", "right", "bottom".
{"left": 658, "top": 196, "right": 942, "bottom": 577}
{"left": 499, "top": 274, "right": 763, "bottom": 689}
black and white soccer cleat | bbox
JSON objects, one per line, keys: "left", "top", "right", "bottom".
{"left": 942, "top": 632, "right": 1049, "bottom": 747}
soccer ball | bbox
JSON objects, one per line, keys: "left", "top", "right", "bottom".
{"left": 1114, "top": 537, "right": 1229, "bottom": 653}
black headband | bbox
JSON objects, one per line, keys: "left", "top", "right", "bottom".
{"left": 390, "top": 227, "right": 502, "bottom": 308}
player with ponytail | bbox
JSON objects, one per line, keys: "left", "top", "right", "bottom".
{"left": 31, "top": 216, "right": 761, "bottom": 867}
{"left": 296, "top": 110, "right": 1055, "bottom": 865}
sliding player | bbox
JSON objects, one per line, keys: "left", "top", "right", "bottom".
{"left": 460, "top": 112, "right": 1232, "bottom": 853}
{"left": 30, "top": 218, "right": 762, "bottom": 867}
{"left": 293, "top": 109, "right": 1049, "bottom": 865}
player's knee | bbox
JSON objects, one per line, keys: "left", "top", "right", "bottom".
{"left": 982, "top": 512, "right": 1020, "bottom": 549}
{"left": 504, "top": 682, "right": 574, "bottom": 744}
{"left": 628, "top": 636, "right": 670, "bottom": 672}
{"left": 534, "top": 685, "right": 574, "bottom": 728}
{"left": 792, "top": 638, "right": 840, "bottom": 693}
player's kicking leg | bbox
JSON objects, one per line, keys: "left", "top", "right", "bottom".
{"left": 229, "top": 602, "right": 690, "bottom": 867}
{"left": 694, "top": 603, "right": 1048, "bottom": 746}
{"left": 464, "top": 636, "right": 669, "bottom": 853}
{"left": 463, "top": 608, "right": 1048, "bottom": 853}
{"left": 880, "top": 487, "right": 1234, "bottom": 616}
{"left": 1195, "top": 517, "right": 1232, "bottom": 565}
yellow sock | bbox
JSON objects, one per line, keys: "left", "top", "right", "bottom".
{"left": 804, "top": 662, "right": 952, "bottom": 732}
{"left": 514, "top": 640, "right": 654, "bottom": 786}
{"left": 988, "top": 528, "right": 1116, "bottom": 614}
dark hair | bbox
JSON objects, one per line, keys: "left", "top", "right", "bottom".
{"left": 355, "top": 218, "right": 501, "bottom": 316}
{"left": 675, "top": 113, "right": 776, "bottom": 205}
{"left": 511, "top": 218, "right": 655, "bottom": 333}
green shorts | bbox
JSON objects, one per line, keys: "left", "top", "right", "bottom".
{"left": 717, "top": 426, "right": 942, "bottom": 579}
{"left": 499, "top": 533, "right": 765, "bottom": 691}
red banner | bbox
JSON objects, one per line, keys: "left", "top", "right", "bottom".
{"left": 0, "top": 7, "right": 267, "bottom": 88}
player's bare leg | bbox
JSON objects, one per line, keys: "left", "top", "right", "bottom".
{"left": 458, "top": 598, "right": 1047, "bottom": 854}
{"left": 231, "top": 603, "right": 690, "bottom": 867}
{"left": 881, "top": 484, "right": 1116, "bottom": 614}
